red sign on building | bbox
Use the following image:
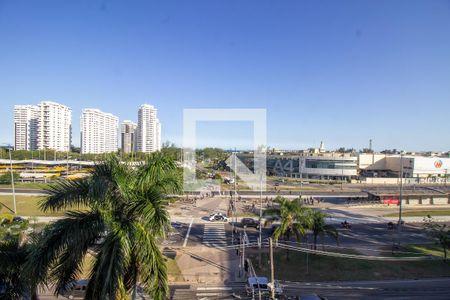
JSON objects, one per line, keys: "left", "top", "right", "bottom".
{"left": 383, "top": 197, "right": 399, "bottom": 204}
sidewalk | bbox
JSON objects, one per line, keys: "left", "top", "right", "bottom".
{"left": 176, "top": 246, "right": 241, "bottom": 284}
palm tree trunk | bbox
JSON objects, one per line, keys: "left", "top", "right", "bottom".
{"left": 132, "top": 265, "right": 138, "bottom": 300}
{"left": 132, "top": 285, "right": 137, "bottom": 300}
{"left": 285, "top": 234, "right": 290, "bottom": 261}
{"left": 313, "top": 234, "right": 317, "bottom": 250}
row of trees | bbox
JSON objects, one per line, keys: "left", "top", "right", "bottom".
{"left": 0, "top": 144, "right": 226, "bottom": 163}
{"left": 0, "top": 172, "right": 19, "bottom": 184}
{"left": 0, "top": 153, "right": 181, "bottom": 299}
{"left": 264, "top": 197, "right": 339, "bottom": 255}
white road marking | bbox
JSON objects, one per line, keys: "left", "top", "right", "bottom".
{"left": 182, "top": 218, "right": 194, "bottom": 247}
{"left": 197, "top": 287, "right": 233, "bottom": 291}
{"left": 202, "top": 223, "right": 227, "bottom": 247}
{"left": 196, "top": 292, "right": 220, "bottom": 297}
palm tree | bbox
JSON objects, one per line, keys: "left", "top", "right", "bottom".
{"left": 309, "top": 210, "right": 339, "bottom": 250}
{"left": 0, "top": 235, "right": 36, "bottom": 300}
{"left": 25, "top": 153, "right": 181, "bottom": 300}
{"left": 263, "top": 196, "right": 312, "bottom": 260}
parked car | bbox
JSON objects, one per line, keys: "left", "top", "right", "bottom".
{"left": 241, "top": 218, "right": 260, "bottom": 228}
{"left": 12, "top": 216, "right": 25, "bottom": 223}
{"left": 208, "top": 213, "right": 228, "bottom": 222}
{"left": 246, "top": 276, "right": 269, "bottom": 296}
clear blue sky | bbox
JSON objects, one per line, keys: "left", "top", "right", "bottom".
{"left": 1, "top": 0, "right": 449, "bottom": 151}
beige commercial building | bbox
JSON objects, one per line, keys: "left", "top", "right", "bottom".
{"left": 359, "top": 153, "right": 450, "bottom": 183}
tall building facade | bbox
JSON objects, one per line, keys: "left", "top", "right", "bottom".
{"left": 37, "top": 101, "right": 72, "bottom": 152}
{"left": 14, "top": 101, "right": 71, "bottom": 152}
{"left": 80, "top": 109, "right": 119, "bottom": 154}
{"left": 136, "top": 104, "right": 161, "bottom": 153}
{"left": 121, "top": 120, "right": 137, "bottom": 153}
{"left": 14, "top": 105, "right": 39, "bottom": 150}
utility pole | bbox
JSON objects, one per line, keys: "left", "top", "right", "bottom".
{"left": 66, "top": 151, "right": 69, "bottom": 177}
{"left": 8, "top": 148, "right": 17, "bottom": 214}
{"left": 341, "top": 154, "right": 344, "bottom": 190}
{"left": 259, "top": 173, "right": 263, "bottom": 248}
{"left": 230, "top": 151, "right": 236, "bottom": 246}
{"left": 234, "top": 150, "right": 237, "bottom": 228}
{"left": 242, "top": 228, "right": 246, "bottom": 277}
{"left": 397, "top": 153, "right": 404, "bottom": 247}
{"left": 269, "top": 238, "right": 275, "bottom": 300}
{"left": 31, "top": 149, "right": 34, "bottom": 181}
{"left": 239, "top": 231, "right": 243, "bottom": 277}
{"left": 306, "top": 251, "right": 309, "bottom": 274}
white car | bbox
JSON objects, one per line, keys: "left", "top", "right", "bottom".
{"left": 208, "top": 213, "right": 228, "bottom": 222}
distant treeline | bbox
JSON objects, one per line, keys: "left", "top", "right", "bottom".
{"left": 0, "top": 144, "right": 230, "bottom": 162}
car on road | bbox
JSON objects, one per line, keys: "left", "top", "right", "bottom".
{"left": 171, "top": 221, "right": 183, "bottom": 229}
{"left": 246, "top": 276, "right": 269, "bottom": 296}
{"left": 241, "top": 218, "right": 260, "bottom": 228}
{"left": 208, "top": 213, "right": 228, "bottom": 222}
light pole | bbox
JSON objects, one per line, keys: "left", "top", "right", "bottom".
{"left": 259, "top": 173, "right": 263, "bottom": 248}
{"left": 397, "top": 153, "right": 404, "bottom": 247}
{"left": 233, "top": 150, "right": 237, "bottom": 232}
{"left": 341, "top": 154, "right": 344, "bottom": 190}
{"left": 8, "top": 146, "right": 17, "bottom": 214}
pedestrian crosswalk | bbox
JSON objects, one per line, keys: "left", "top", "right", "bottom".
{"left": 202, "top": 223, "right": 228, "bottom": 247}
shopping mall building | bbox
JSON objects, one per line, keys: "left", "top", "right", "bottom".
{"left": 238, "top": 152, "right": 449, "bottom": 183}
{"left": 237, "top": 153, "right": 358, "bottom": 180}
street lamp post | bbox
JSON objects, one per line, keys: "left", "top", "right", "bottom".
{"left": 259, "top": 173, "right": 263, "bottom": 248}
{"left": 8, "top": 147, "right": 17, "bottom": 214}
{"left": 397, "top": 153, "right": 404, "bottom": 247}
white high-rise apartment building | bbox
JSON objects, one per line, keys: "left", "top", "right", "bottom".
{"left": 121, "top": 120, "right": 137, "bottom": 153}
{"left": 136, "top": 104, "right": 161, "bottom": 153}
{"left": 80, "top": 109, "right": 119, "bottom": 154}
{"left": 37, "top": 101, "right": 72, "bottom": 152}
{"left": 14, "top": 105, "right": 39, "bottom": 150}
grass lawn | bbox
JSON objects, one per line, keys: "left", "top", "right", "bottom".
{"left": 79, "top": 254, "right": 184, "bottom": 282}
{"left": 0, "top": 182, "right": 51, "bottom": 190}
{"left": 248, "top": 247, "right": 450, "bottom": 282}
{"left": 384, "top": 210, "right": 450, "bottom": 217}
{"left": 0, "top": 195, "right": 66, "bottom": 216}
{"left": 166, "top": 257, "right": 185, "bottom": 282}
{"left": 392, "top": 244, "right": 447, "bottom": 259}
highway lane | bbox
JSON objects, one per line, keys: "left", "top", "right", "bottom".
{"left": 165, "top": 219, "right": 431, "bottom": 249}
{"left": 281, "top": 277, "right": 450, "bottom": 299}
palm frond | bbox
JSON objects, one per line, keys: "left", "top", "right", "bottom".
{"left": 128, "top": 189, "right": 170, "bottom": 237}
{"left": 136, "top": 153, "right": 181, "bottom": 192}
{"left": 85, "top": 230, "right": 131, "bottom": 300}
{"left": 132, "top": 223, "right": 168, "bottom": 300}
{"left": 41, "top": 179, "right": 91, "bottom": 212}
{"left": 25, "top": 210, "right": 105, "bottom": 289}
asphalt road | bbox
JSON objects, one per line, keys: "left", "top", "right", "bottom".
{"left": 280, "top": 277, "right": 450, "bottom": 299}
{"left": 38, "top": 278, "right": 450, "bottom": 299}
{"left": 165, "top": 219, "right": 431, "bottom": 250}
{"left": 161, "top": 278, "right": 450, "bottom": 299}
